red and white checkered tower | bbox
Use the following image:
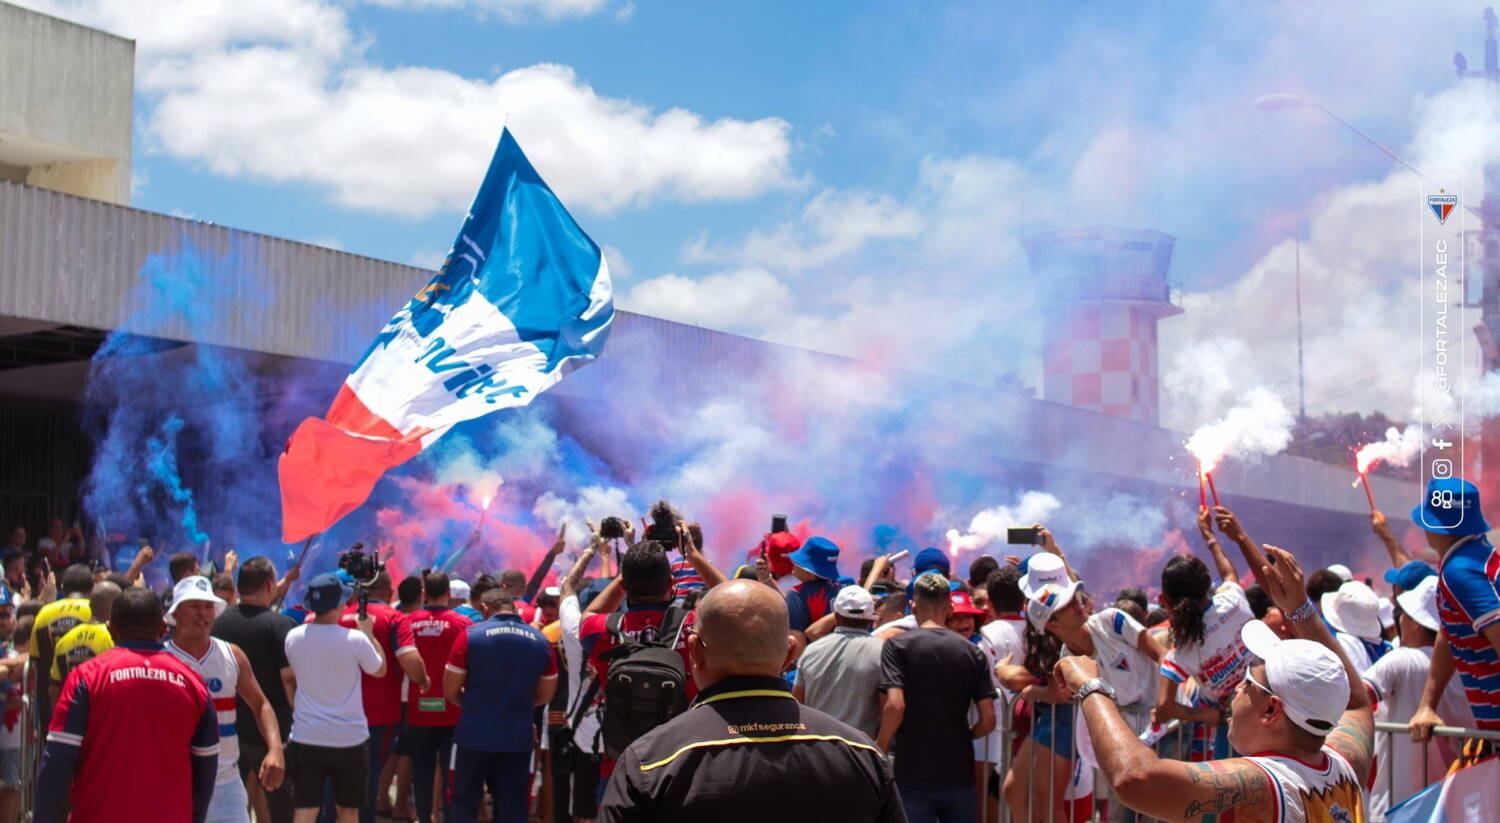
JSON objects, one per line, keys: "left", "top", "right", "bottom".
{"left": 1024, "top": 227, "right": 1183, "bottom": 425}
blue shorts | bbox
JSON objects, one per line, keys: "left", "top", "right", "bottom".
{"left": 1030, "top": 701, "right": 1075, "bottom": 761}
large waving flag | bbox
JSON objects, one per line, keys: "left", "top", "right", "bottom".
{"left": 278, "top": 128, "right": 613, "bottom": 542}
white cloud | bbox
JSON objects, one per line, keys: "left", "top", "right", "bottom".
{"left": 684, "top": 188, "right": 921, "bottom": 271}
{"left": 20, "top": 0, "right": 350, "bottom": 58}
{"left": 365, "top": 0, "right": 615, "bottom": 22}
{"left": 622, "top": 268, "right": 793, "bottom": 332}
{"left": 20, "top": 0, "right": 794, "bottom": 218}
{"left": 913, "top": 153, "right": 1029, "bottom": 260}
{"left": 408, "top": 247, "right": 448, "bottom": 270}
{"left": 601, "top": 245, "right": 634, "bottom": 282}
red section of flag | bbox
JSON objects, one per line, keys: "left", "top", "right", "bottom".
{"left": 277, "top": 415, "right": 422, "bottom": 543}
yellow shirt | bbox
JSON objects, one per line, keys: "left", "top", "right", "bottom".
{"left": 32, "top": 596, "right": 91, "bottom": 685}
{"left": 51, "top": 622, "right": 114, "bottom": 682}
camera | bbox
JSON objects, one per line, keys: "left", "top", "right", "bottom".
{"left": 338, "top": 543, "right": 385, "bottom": 618}
{"left": 644, "top": 500, "right": 681, "bottom": 547}
{"left": 599, "top": 517, "right": 626, "bottom": 540}
{"left": 338, "top": 545, "right": 383, "bottom": 584}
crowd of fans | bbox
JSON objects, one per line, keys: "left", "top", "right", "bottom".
{"left": 2, "top": 475, "right": 1496, "bottom": 822}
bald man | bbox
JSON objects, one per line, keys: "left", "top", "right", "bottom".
{"left": 598, "top": 579, "right": 905, "bottom": 823}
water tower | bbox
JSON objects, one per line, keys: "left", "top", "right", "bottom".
{"left": 1024, "top": 227, "right": 1183, "bottom": 425}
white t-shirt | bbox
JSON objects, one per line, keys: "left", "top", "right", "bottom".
{"left": 285, "top": 623, "right": 383, "bottom": 748}
{"left": 979, "top": 616, "right": 1026, "bottom": 676}
{"left": 1363, "top": 645, "right": 1475, "bottom": 820}
{"left": 559, "top": 593, "right": 601, "bottom": 754}
{"left": 1159, "top": 581, "right": 1254, "bottom": 702}
{"left": 1082, "top": 607, "right": 1155, "bottom": 706}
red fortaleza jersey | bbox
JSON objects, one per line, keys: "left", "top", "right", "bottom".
{"left": 49, "top": 642, "right": 218, "bottom": 823}
{"left": 406, "top": 606, "right": 471, "bottom": 726}
{"left": 338, "top": 600, "right": 417, "bottom": 726}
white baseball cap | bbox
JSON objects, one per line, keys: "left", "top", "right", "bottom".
{"left": 1020, "top": 553, "right": 1069, "bottom": 598}
{"left": 1026, "top": 580, "right": 1080, "bottom": 631}
{"left": 1395, "top": 575, "right": 1442, "bottom": 633}
{"left": 167, "top": 575, "right": 226, "bottom": 625}
{"left": 1240, "top": 619, "right": 1349, "bottom": 736}
{"left": 1321, "top": 580, "right": 1382, "bottom": 640}
{"left": 449, "top": 579, "right": 471, "bottom": 601}
{"left": 833, "top": 586, "right": 876, "bottom": 620}
{"left": 1326, "top": 563, "right": 1354, "bottom": 582}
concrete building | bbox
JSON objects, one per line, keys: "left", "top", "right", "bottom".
{"left": 0, "top": 2, "right": 133, "bottom": 204}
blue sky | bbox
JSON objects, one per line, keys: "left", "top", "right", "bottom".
{"left": 23, "top": 0, "right": 1500, "bottom": 422}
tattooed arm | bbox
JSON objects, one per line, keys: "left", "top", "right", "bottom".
{"left": 1057, "top": 656, "right": 1274, "bottom": 822}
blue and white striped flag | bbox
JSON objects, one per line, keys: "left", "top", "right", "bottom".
{"left": 279, "top": 128, "right": 613, "bottom": 541}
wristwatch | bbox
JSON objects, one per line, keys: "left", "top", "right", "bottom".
{"left": 1073, "top": 677, "right": 1117, "bottom": 704}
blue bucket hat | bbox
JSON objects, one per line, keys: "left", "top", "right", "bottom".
{"left": 1412, "top": 478, "right": 1491, "bottom": 536}
{"left": 305, "top": 572, "right": 353, "bottom": 614}
{"left": 787, "top": 536, "right": 841, "bottom": 581}
{"left": 1383, "top": 560, "right": 1437, "bottom": 590}
{"left": 912, "top": 547, "right": 950, "bottom": 577}
{"left": 905, "top": 568, "right": 962, "bottom": 601}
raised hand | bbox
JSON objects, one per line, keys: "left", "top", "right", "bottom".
{"left": 1258, "top": 545, "right": 1309, "bottom": 615}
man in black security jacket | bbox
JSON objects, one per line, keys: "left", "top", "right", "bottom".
{"left": 599, "top": 579, "right": 906, "bottom": 822}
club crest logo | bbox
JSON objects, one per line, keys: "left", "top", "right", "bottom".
{"left": 1428, "top": 192, "right": 1458, "bottom": 225}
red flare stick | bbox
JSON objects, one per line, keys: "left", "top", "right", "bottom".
{"left": 1198, "top": 469, "right": 1207, "bottom": 508}
{"left": 1206, "top": 472, "right": 1222, "bottom": 508}
{"left": 1360, "top": 472, "right": 1377, "bottom": 513}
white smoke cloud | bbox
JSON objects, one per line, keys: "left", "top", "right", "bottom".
{"left": 944, "top": 490, "right": 1062, "bottom": 554}
{"left": 1354, "top": 425, "right": 1424, "bottom": 473}
{"left": 1184, "top": 387, "right": 1295, "bottom": 471}
{"left": 1069, "top": 493, "right": 1169, "bottom": 550}
{"left": 532, "top": 485, "right": 637, "bottom": 548}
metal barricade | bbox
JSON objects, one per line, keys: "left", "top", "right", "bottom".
{"left": 1372, "top": 720, "right": 1500, "bottom": 816}
{"left": 18, "top": 655, "right": 37, "bottom": 821}
{"left": 993, "top": 695, "right": 1197, "bottom": 823}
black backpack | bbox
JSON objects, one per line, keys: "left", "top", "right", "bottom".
{"left": 597, "top": 606, "right": 689, "bottom": 758}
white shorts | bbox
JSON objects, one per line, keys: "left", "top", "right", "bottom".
{"left": 205, "top": 775, "right": 251, "bottom": 823}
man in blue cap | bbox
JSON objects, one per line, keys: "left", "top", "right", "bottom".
{"left": 283, "top": 573, "right": 387, "bottom": 823}
{"left": 785, "top": 536, "right": 841, "bottom": 643}
{"left": 1406, "top": 478, "right": 1500, "bottom": 761}
{"left": 1371, "top": 508, "right": 1437, "bottom": 594}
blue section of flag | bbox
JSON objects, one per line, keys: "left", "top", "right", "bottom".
{"left": 1384, "top": 775, "right": 1441, "bottom": 822}
{"left": 356, "top": 127, "right": 612, "bottom": 376}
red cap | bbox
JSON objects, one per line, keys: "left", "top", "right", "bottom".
{"left": 764, "top": 532, "right": 801, "bottom": 576}
{"left": 949, "top": 591, "right": 986, "bottom": 618}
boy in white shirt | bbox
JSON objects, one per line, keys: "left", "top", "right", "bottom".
{"left": 1363, "top": 576, "right": 1474, "bottom": 820}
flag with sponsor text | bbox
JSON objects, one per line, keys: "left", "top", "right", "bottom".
{"left": 278, "top": 128, "right": 613, "bottom": 542}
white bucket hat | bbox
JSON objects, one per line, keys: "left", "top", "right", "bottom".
{"left": 1020, "top": 553, "right": 1069, "bottom": 598}
{"left": 1394, "top": 575, "right": 1442, "bottom": 633}
{"left": 1321, "top": 580, "right": 1383, "bottom": 640}
{"left": 167, "top": 575, "right": 226, "bottom": 625}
